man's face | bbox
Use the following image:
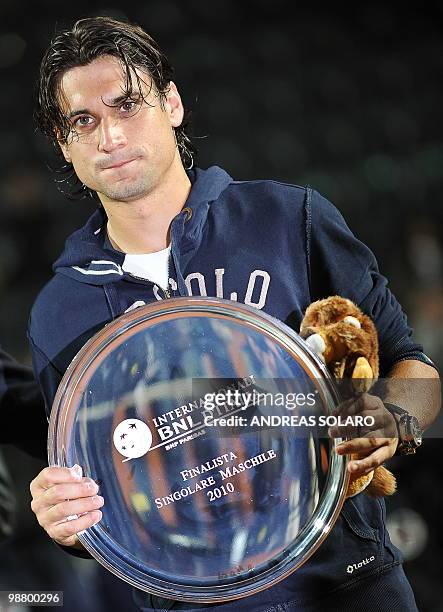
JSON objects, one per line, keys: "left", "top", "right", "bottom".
{"left": 58, "top": 55, "right": 184, "bottom": 203}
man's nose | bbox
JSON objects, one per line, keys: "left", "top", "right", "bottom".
{"left": 97, "top": 117, "right": 127, "bottom": 153}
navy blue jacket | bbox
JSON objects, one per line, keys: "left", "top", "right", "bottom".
{"left": 28, "top": 165, "right": 425, "bottom": 413}
{"left": 28, "top": 166, "right": 427, "bottom": 610}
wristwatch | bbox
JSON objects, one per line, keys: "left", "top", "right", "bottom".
{"left": 384, "top": 402, "right": 423, "bottom": 455}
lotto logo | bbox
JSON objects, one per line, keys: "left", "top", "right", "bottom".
{"left": 346, "top": 555, "right": 375, "bottom": 574}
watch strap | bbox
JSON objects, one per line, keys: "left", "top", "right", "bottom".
{"left": 383, "top": 402, "right": 408, "bottom": 417}
{"left": 383, "top": 402, "right": 403, "bottom": 440}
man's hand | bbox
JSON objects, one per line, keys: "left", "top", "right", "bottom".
{"left": 328, "top": 393, "right": 399, "bottom": 477}
{"left": 30, "top": 464, "right": 104, "bottom": 548}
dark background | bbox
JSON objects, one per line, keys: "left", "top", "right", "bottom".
{"left": 0, "top": 1, "right": 442, "bottom": 610}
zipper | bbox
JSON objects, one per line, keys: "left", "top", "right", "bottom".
{"left": 163, "top": 252, "right": 171, "bottom": 298}
{"left": 125, "top": 248, "right": 172, "bottom": 299}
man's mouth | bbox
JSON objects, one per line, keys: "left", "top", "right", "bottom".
{"left": 102, "top": 158, "right": 138, "bottom": 170}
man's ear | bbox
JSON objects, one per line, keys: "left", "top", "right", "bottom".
{"left": 55, "top": 130, "right": 71, "bottom": 163}
{"left": 165, "top": 81, "right": 184, "bottom": 128}
{"left": 59, "top": 142, "right": 71, "bottom": 164}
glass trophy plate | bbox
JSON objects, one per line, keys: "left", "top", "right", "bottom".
{"left": 48, "top": 297, "right": 348, "bottom": 602}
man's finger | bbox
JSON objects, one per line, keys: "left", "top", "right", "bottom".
{"left": 39, "top": 494, "right": 104, "bottom": 527}
{"left": 31, "top": 478, "right": 98, "bottom": 515}
{"left": 47, "top": 510, "right": 102, "bottom": 547}
{"left": 336, "top": 437, "right": 395, "bottom": 456}
{"left": 347, "top": 445, "right": 396, "bottom": 476}
{"left": 30, "top": 465, "right": 83, "bottom": 497}
{"left": 335, "top": 394, "right": 381, "bottom": 417}
{"left": 42, "top": 479, "right": 98, "bottom": 506}
{"left": 328, "top": 412, "right": 386, "bottom": 439}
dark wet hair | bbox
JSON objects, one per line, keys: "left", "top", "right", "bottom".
{"left": 35, "top": 16, "right": 196, "bottom": 199}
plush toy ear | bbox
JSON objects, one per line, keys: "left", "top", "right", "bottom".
{"left": 343, "top": 316, "right": 361, "bottom": 328}
{"left": 351, "top": 356, "right": 374, "bottom": 394}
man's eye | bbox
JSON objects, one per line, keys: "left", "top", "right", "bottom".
{"left": 120, "top": 100, "right": 138, "bottom": 113}
{"left": 73, "top": 116, "right": 93, "bottom": 128}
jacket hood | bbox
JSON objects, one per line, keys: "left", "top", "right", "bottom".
{"left": 53, "top": 165, "right": 233, "bottom": 286}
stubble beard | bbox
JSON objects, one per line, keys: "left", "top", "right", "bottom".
{"left": 97, "top": 173, "right": 153, "bottom": 202}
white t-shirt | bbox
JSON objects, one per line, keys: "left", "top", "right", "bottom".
{"left": 122, "top": 245, "right": 171, "bottom": 290}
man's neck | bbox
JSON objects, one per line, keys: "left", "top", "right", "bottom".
{"left": 103, "top": 161, "right": 191, "bottom": 254}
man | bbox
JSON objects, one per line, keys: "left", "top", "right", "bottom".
{"left": 0, "top": 347, "right": 45, "bottom": 549}
{"left": 28, "top": 16, "right": 440, "bottom": 612}
{"left": 0, "top": 347, "right": 47, "bottom": 459}
{"left": 0, "top": 452, "right": 15, "bottom": 543}
{"left": 0, "top": 346, "right": 46, "bottom": 542}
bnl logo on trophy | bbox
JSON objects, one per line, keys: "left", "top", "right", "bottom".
{"left": 113, "top": 419, "right": 153, "bottom": 462}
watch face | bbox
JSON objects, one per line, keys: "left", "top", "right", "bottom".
{"left": 48, "top": 297, "right": 348, "bottom": 602}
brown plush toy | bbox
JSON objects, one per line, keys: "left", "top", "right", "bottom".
{"left": 299, "top": 295, "right": 396, "bottom": 498}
